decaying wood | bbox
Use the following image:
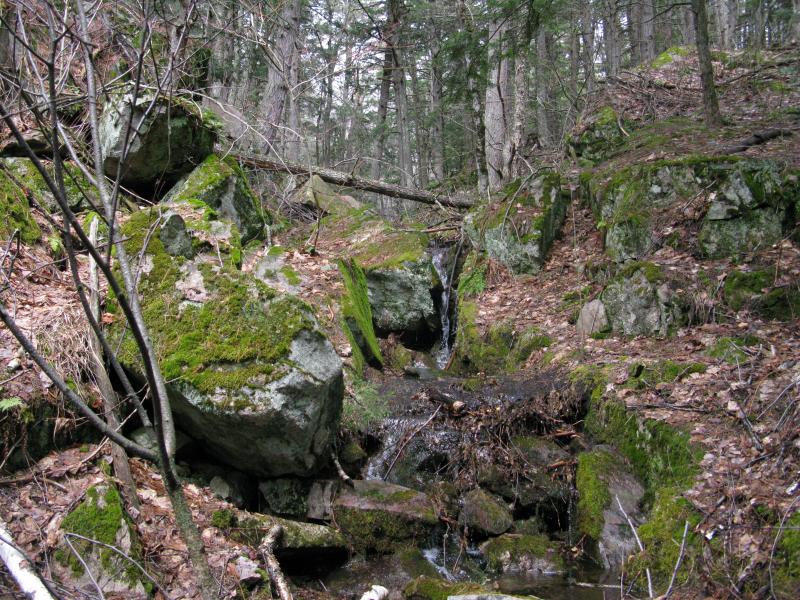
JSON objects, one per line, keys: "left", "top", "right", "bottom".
{"left": 720, "top": 129, "right": 793, "bottom": 154}
{"left": 331, "top": 450, "right": 355, "bottom": 488}
{"left": 0, "top": 518, "right": 57, "bottom": 599}
{"left": 259, "top": 525, "right": 293, "bottom": 600}
{"left": 233, "top": 154, "right": 474, "bottom": 209}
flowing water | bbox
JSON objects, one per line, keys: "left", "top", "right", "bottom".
{"left": 430, "top": 243, "right": 458, "bottom": 368}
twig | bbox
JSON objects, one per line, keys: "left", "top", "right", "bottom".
{"left": 616, "top": 494, "right": 653, "bottom": 599}
{"left": 383, "top": 406, "right": 441, "bottom": 480}
{"left": 664, "top": 520, "right": 690, "bottom": 599}
{"left": 64, "top": 534, "right": 106, "bottom": 599}
{"left": 330, "top": 449, "right": 354, "bottom": 487}
{"left": 259, "top": 525, "right": 293, "bottom": 600}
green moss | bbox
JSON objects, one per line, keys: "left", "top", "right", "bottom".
{"left": 339, "top": 440, "right": 367, "bottom": 464}
{"left": 482, "top": 534, "right": 564, "bottom": 573}
{"left": 112, "top": 208, "right": 313, "bottom": 397}
{"left": 723, "top": 269, "right": 799, "bottom": 320}
{"left": 403, "top": 576, "right": 486, "bottom": 600}
{"left": 774, "top": 512, "right": 800, "bottom": 598}
{"left": 338, "top": 258, "right": 382, "bottom": 371}
{"left": 336, "top": 505, "right": 433, "bottom": 555}
{"left": 625, "top": 360, "right": 706, "bottom": 389}
{"left": 388, "top": 344, "right": 414, "bottom": 371}
{"left": 267, "top": 245, "right": 286, "bottom": 257}
{"left": 707, "top": 336, "right": 760, "bottom": 364}
{"left": 456, "top": 253, "right": 487, "bottom": 298}
{"left": 0, "top": 164, "right": 42, "bottom": 243}
{"left": 651, "top": 46, "right": 691, "bottom": 69}
{"left": 279, "top": 265, "right": 301, "bottom": 285}
{"left": 341, "top": 379, "right": 388, "bottom": 433}
{"left": 211, "top": 509, "right": 237, "bottom": 529}
{"left": 617, "top": 260, "right": 663, "bottom": 284}
{"left": 575, "top": 449, "right": 616, "bottom": 539}
{"left": 585, "top": 398, "right": 700, "bottom": 507}
{"left": 398, "top": 548, "right": 440, "bottom": 578}
{"left": 758, "top": 286, "right": 800, "bottom": 321}
{"left": 56, "top": 483, "right": 149, "bottom": 592}
{"left": 628, "top": 488, "right": 703, "bottom": 590}
{"left": 724, "top": 269, "right": 772, "bottom": 310}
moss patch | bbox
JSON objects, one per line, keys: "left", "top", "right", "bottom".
{"left": 338, "top": 258, "right": 382, "bottom": 372}
{"left": 112, "top": 207, "right": 314, "bottom": 398}
{"left": 773, "top": 511, "right": 800, "bottom": 599}
{"left": 575, "top": 449, "right": 616, "bottom": 539}
{"left": 403, "top": 576, "right": 486, "bottom": 600}
{"left": 0, "top": 162, "right": 42, "bottom": 243}
{"left": 456, "top": 252, "right": 487, "bottom": 298}
{"left": 482, "top": 533, "right": 565, "bottom": 573}
{"left": 625, "top": 360, "right": 706, "bottom": 389}
{"left": 707, "top": 335, "right": 761, "bottom": 364}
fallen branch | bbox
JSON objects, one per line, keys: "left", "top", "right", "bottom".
{"left": 233, "top": 153, "right": 474, "bottom": 209}
{"left": 259, "top": 525, "right": 293, "bottom": 600}
{"left": 0, "top": 518, "right": 57, "bottom": 599}
{"left": 331, "top": 449, "right": 355, "bottom": 488}
{"left": 720, "top": 129, "right": 793, "bottom": 155}
{"left": 664, "top": 520, "right": 690, "bottom": 599}
{"left": 616, "top": 494, "right": 654, "bottom": 599}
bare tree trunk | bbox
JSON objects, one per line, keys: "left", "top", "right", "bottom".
{"left": 693, "top": 0, "right": 723, "bottom": 126}
{"left": 371, "top": 47, "right": 392, "bottom": 185}
{"left": 535, "top": 26, "right": 551, "bottom": 148}
{"left": 582, "top": 1, "right": 596, "bottom": 94}
{"left": 641, "top": 0, "right": 656, "bottom": 62}
{"left": 603, "top": 0, "right": 621, "bottom": 76}
{"left": 682, "top": 5, "right": 697, "bottom": 46}
{"left": 388, "top": 0, "right": 412, "bottom": 190}
{"left": 484, "top": 13, "right": 511, "bottom": 190}
{"left": 629, "top": 0, "right": 642, "bottom": 66}
{"left": 261, "top": 0, "right": 302, "bottom": 155}
{"left": 428, "top": 4, "right": 445, "bottom": 183}
{"left": 510, "top": 41, "right": 529, "bottom": 178}
{"left": 409, "top": 58, "right": 429, "bottom": 189}
{"left": 793, "top": 0, "right": 800, "bottom": 44}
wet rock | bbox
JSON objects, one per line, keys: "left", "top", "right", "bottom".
{"left": 54, "top": 482, "right": 149, "bottom": 598}
{"left": 576, "top": 299, "right": 609, "bottom": 337}
{"left": 600, "top": 262, "right": 681, "bottom": 337}
{"left": 403, "top": 576, "right": 489, "bottom": 600}
{"left": 480, "top": 534, "right": 566, "bottom": 575}
{"left": 333, "top": 480, "right": 439, "bottom": 554}
{"left": 99, "top": 89, "right": 216, "bottom": 191}
{"left": 459, "top": 488, "right": 513, "bottom": 537}
{"left": 576, "top": 447, "right": 645, "bottom": 570}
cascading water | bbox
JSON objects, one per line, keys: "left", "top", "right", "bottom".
{"left": 431, "top": 244, "right": 457, "bottom": 368}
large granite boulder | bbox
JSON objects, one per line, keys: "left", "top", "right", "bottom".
{"left": 99, "top": 89, "right": 217, "bottom": 190}
{"left": 113, "top": 206, "right": 342, "bottom": 478}
{"left": 600, "top": 262, "right": 682, "bottom": 337}
{"left": 464, "top": 172, "right": 570, "bottom": 275}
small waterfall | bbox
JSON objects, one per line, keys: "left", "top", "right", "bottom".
{"left": 431, "top": 244, "right": 457, "bottom": 368}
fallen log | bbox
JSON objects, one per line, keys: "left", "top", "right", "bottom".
{"left": 0, "top": 518, "right": 57, "bottom": 599}
{"left": 233, "top": 154, "right": 475, "bottom": 209}
{"left": 720, "top": 128, "right": 793, "bottom": 154}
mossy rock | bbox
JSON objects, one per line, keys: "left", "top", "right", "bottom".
{"left": 706, "top": 335, "right": 761, "bottom": 364}
{"left": 397, "top": 548, "right": 440, "bottom": 579}
{"left": 575, "top": 448, "right": 644, "bottom": 569}
{"left": 99, "top": 87, "right": 217, "bottom": 191}
{"left": 723, "top": 269, "right": 800, "bottom": 320}
{"left": 163, "top": 154, "right": 266, "bottom": 244}
{"left": 450, "top": 303, "right": 550, "bottom": 375}
{"left": 289, "top": 174, "right": 361, "bottom": 215}
{"left": 480, "top": 534, "right": 565, "bottom": 575}
{"left": 110, "top": 207, "right": 343, "bottom": 477}
{"left": 568, "top": 105, "right": 632, "bottom": 163}
{"left": 464, "top": 172, "right": 570, "bottom": 275}
{"left": 55, "top": 482, "right": 150, "bottom": 597}
{"left": 0, "top": 159, "right": 43, "bottom": 243}
{"left": 458, "top": 488, "right": 513, "bottom": 537}
{"left": 403, "top": 576, "right": 487, "bottom": 600}
{"left": 333, "top": 480, "right": 439, "bottom": 554}
{"left": 339, "top": 258, "right": 383, "bottom": 373}
{"left": 600, "top": 263, "right": 682, "bottom": 337}
{"left": 625, "top": 360, "right": 706, "bottom": 389}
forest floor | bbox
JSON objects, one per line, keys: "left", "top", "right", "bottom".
{"left": 1, "top": 47, "right": 799, "bottom": 599}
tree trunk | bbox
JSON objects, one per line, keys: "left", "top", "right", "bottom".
{"left": 388, "top": 0, "right": 412, "bottom": 191}
{"left": 603, "top": 0, "right": 621, "bottom": 76}
{"left": 582, "top": 1, "right": 596, "bottom": 94}
{"left": 261, "top": 0, "right": 302, "bottom": 155}
{"left": 640, "top": 0, "right": 656, "bottom": 62}
{"left": 693, "top": 0, "right": 723, "bottom": 127}
{"left": 510, "top": 41, "right": 530, "bottom": 177}
{"left": 793, "top": 0, "right": 800, "bottom": 44}
{"left": 535, "top": 26, "right": 551, "bottom": 148}
{"left": 629, "top": 0, "right": 642, "bottom": 66}
{"left": 484, "top": 13, "right": 511, "bottom": 190}
{"left": 682, "top": 5, "right": 697, "bottom": 46}
{"left": 409, "top": 58, "right": 429, "bottom": 189}
{"left": 371, "top": 47, "right": 393, "bottom": 184}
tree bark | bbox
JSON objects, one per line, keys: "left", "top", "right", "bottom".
{"left": 693, "top": 0, "right": 723, "bottom": 127}
{"left": 234, "top": 154, "right": 473, "bottom": 208}
{"left": 535, "top": 26, "right": 551, "bottom": 147}
{"left": 582, "top": 1, "right": 596, "bottom": 94}
{"left": 640, "top": 0, "right": 656, "bottom": 62}
{"left": 603, "top": 0, "right": 621, "bottom": 77}
{"left": 484, "top": 13, "right": 511, "bottom": 190}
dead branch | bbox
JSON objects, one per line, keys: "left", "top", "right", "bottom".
{"left": 664, "top": 520, "right": 690, "bottom": 599}
{"left": 0, "top": 517, "right": 57, "bottom": 599}
{"left": 616, "top": 494, "right": 654, "bottom": 599}
{"left": 331, "top": 449, "right": 355, "bottom": 488}
{"left": 259, "top": 525, "right": 293, "bottom": 600}
{"left": 719, "top": 129, "right": 793, "bottom": 155}
{"left": 233, "top": 153, "right": 474, "bottom": 209}
{"left": 383, "top": 405, "right": 442, "bottom": 480}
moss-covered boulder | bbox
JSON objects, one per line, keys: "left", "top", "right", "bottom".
{"left": 99, "top": 88, "right": 216, "bottom": 191}
{"left": 289, "top": 174, "right": 361, "bottom": 215}
{"left": 459, "top": 488, "right": 513, "bottom": 537}
{"left": 338, "top": 258, "right": 383, "bottom": 373}
{"left": 568, "top": 105, "right": 631, "bottom": 164}
{"left": 1, "top": 159, "right": 42, "bottom": 244}
{"left": 333, "top": 479, "right": 439, "bottom": 554}
{"left": 55, "top": 482, "right": 150, "bottom": 597}
{"left": 162, "top": 154, "right": 265, "bottom": 244}
{"left": 480, "top": 534, "right": 565, "bottom": 575}
{"left": 229, "top": 508, "right": 348, "bottom": 565}
{"left": 576, "top": 448, "right": 644, "bottom": 570}
{"left": 464, "top": 173, "right": 570, "bottom": 275}
{"left": 585, "top": 157, "right": 791, "bottom": 261}
{"left": 326, "top": 208, "right": 439, "bottom": 344}
{"left": 450, "top": 303, "right": 551, "bottom": 375}
{"left": 403, "top": 576, "right": 489, "bottom": 600}
{"left": 723, "top": 269, "right": 800, "bottom": 321}
{"left": 112, "top": 207, "right": 342, "bottom": 477}
{"left": 600, "top": 262, "right": 681, "bottom": 336}
{"left": 1, "top": 157, "right": 100, "bottom": 216}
